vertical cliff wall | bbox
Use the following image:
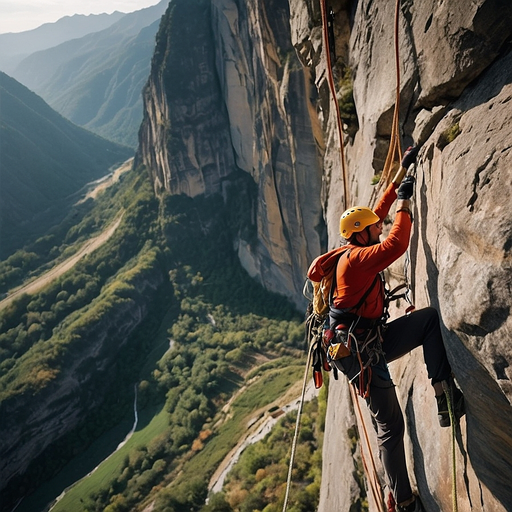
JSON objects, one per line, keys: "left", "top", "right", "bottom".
{"left": 137, "top": 0, "right": 325, "bottom": 305}
{"left": 137, "top": 0, "right": 512, "bottom": 510}
{"left": 287, "top": 1, "right": 512, "bottom": 510}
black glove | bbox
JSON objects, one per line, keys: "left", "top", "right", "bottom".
{"left": 401, "top": 145, "right": 420, "bottom": 169}
{"left": 397, "top": 175, "right": 415, "bottom": 200}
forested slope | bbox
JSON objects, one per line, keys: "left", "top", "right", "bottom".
{"left": 0, "top": 72, "right": 131, "bottom": 258}
{"left": 0, "top": 162, "right": 313, "bottom": 512}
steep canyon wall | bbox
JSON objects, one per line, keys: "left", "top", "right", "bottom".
{"left": 137, "top": 0, "right": 325, "bottom": 305}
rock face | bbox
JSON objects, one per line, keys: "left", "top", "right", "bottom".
{"left": 137, "top": 0, "right": 512, "bottom": 509}
{"left": 137, "top": 0, "right": 325, "bottom": 305}
{"left": 290, "top": 0, "right": 512, "bottom": 510}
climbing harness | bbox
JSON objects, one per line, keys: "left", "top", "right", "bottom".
{"left": 327, "top": 278, "right": 412, "bottom": 400}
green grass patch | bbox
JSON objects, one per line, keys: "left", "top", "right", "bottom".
{"left": 50, "top": 404, "right": 169, "bottom": 512}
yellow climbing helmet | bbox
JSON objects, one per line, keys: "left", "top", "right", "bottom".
{"left": 339, "top": 206, "right": 380, "bottom": 239}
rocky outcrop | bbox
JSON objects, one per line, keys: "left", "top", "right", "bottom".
{"left": 138, "top": 0, "right": 512, "bottom": 509}
{"left": 137, "top": 0, "right": 325, "bottom": 305}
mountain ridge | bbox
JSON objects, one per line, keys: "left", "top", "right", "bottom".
{"left": 0, "top": 12, "right": 126, "bottom": 74}
{"left": 7, "top": 1, "right": 168, "bottom": 147}
{"left": 0, "top": 71, "right": 132, "bottom": 258}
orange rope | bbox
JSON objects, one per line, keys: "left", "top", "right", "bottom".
{"left": 320, "top": 0, "right": 350, "bottom": 208}
{"left": 370, "top": 0, "right": 403, "bottom": 207}
{"left": 351, "top": 384, "right": 386, "bottom": 511}
{"left": 384, "top": 0, "right": 403, "bottom": 180}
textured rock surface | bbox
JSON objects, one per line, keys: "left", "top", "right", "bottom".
{"left": 138, "top": 0, "right": 325, "bottom": 305}
{"left": 137, "top": 0, "right": 512, "bottom": 509}
{"left": 138, "top": 0, "right": 236, "bottom": 198}
{"left": 299, "top": 0, "right": 512, "bottom": 510}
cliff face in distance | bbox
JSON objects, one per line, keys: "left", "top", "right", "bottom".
{"left": 137, "top": 0, "right": 325, "bottom": 305}
{"left": 138, "top": 0, "right": 512, "bottom": 510}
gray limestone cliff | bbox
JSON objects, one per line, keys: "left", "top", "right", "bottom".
{"left": 137, "top": 0, "right": 512, "bottom": 510}
{"left": 137, "top": 0, "right": 325, "bottom": 306}
{"left": 296, "top": 1, "right": 512, "bottom": 511}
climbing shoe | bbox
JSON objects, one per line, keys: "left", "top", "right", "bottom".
{"left": 437, "top": 378, "right": 465, "bottom": 427}
{"left": 397, "top": 495, "right": 425, "bottom": 512}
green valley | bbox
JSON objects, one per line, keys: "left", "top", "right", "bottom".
{"left": 0, "top": 161, "right": 323, "bottom": 512}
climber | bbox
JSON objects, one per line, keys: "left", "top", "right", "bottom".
{"left": 328, "top": 146, "right": 465, "bottom": 512}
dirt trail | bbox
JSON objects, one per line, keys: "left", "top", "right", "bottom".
{"left": 76, "top": 158, "right": 133, "bottom": 205}
{"left": 0, "top": 213, "right": 124, "bottom": 311}
{"left": 208, "top": 379, "right": 318, "bottom": 494}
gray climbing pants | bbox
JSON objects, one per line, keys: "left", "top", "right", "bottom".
{"left": 365, "top": 307, "right": 452, "bottom": 504}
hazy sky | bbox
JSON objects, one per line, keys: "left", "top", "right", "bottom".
{"left": 0, "top": 0, "right": 162, "bottom": 34}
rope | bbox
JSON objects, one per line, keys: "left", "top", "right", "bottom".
{"left": 282, "top": 338, "right": 315, "bottom": 512}
{"left": 351, "top": 384, "right": 386, "bottom": 512}
{"left": 385, "top": 0, "right": 403, "bottom": 183}
{"left": 442, "top": 381, "right": 459, "bottom": 512}
{"left": 320, "top": 0, "right": 350, "bottom": 208}
{"left": 369, "top": 0, "right": 403, "bottom": 209}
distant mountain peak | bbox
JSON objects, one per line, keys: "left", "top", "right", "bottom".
{"left": 0, "top": 11, "right": 127, "bottom": 73}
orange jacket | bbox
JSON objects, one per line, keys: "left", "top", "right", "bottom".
{"left": 332, "top": 183, "right": 412, "bottom": 318}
